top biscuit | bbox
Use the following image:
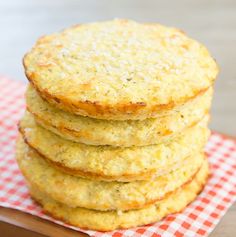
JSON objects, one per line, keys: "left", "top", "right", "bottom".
{"left": 23, "top": 19, "right": 218, "bottom": 120}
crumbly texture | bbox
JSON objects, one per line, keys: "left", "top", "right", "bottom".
{"left": 16, "top": 137, "right": 205, "bottom": 211}
{"left": 23, "top": 19, "right": 218, "bottom": 120}
{"left": 29, "top": 160, "right": 208, "bottom": 231}
{"left": 26, "top": 85, "right": 212, "bottom": 147}
{"left": 19, "top": 112, "right": 209, "bottom": 182}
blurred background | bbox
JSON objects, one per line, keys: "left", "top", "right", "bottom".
{"left": 0, "top": 0, "right": 235, "bottom": 136}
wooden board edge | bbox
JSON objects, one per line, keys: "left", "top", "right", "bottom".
{"left": 0, "top": 207, "right": 88, "bottom": 237}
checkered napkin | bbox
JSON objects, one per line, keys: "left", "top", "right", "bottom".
{"left": 0, "top": 76, "right": 236, "bottom": 237}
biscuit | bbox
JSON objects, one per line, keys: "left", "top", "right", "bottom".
{"left": 16, "top": 136, "right": 205, "bottom": 211}
{"left": 19, "top": 112, "right": 209, "bottom": 181}
{"left": 29, "top": 159, "right": 208, "bottom": 231}
{"left": 26, "top": 85, "right": 212, "bottom": 146}
{"left": 23, "top": 19, "right": 218, "bottom": 120}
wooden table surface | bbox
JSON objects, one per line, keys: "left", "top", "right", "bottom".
{"left": 0, "top": 0, "right": 235, "bottom": 236}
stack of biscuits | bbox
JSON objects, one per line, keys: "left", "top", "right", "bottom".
{"left": 16, "top": 20, "right": 218, "bottom": 231}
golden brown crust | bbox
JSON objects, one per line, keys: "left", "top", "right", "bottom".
{"left": 32, "top": 178, "right": 207, "bottom": 231}
{"left": 23, "top": 20, "right": 218, "bottom": 120}
{"left": 27, "top": 158, "right": 204, "bottom": 210}
{"left": 21, "top": 129, "right": 203, "bottom": 199}
{"left": 25, "top": 84, "right": 212, "bottom": 147}
{"left": 29, "top": 108, "right": 209, "bottom": 147}
{"left": 16, "top": 136, "right": 206, "bottom": 211}
{"left": 20, "top": 133, "right": 161, "bottom": 181}
{"left": 18, "top": 111, "right": 209, "bottom": 182}
{"left": 29, "top": 162, "right": 209, "bottom": 231}
{"left": 19, "top": 130, "right": 157, "bottom": 181}
{"left": 31, "top": 165, "right": 201, "bottom": 211}
{"left": 28, "top": 77, "right": 210, "bottom": 120}
{"left": 20, "top": 125, "right": 205, "bottom": 182}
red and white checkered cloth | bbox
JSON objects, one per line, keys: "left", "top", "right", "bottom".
{"left": 0, "top": 76, "right": 236, "bottom": 237}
